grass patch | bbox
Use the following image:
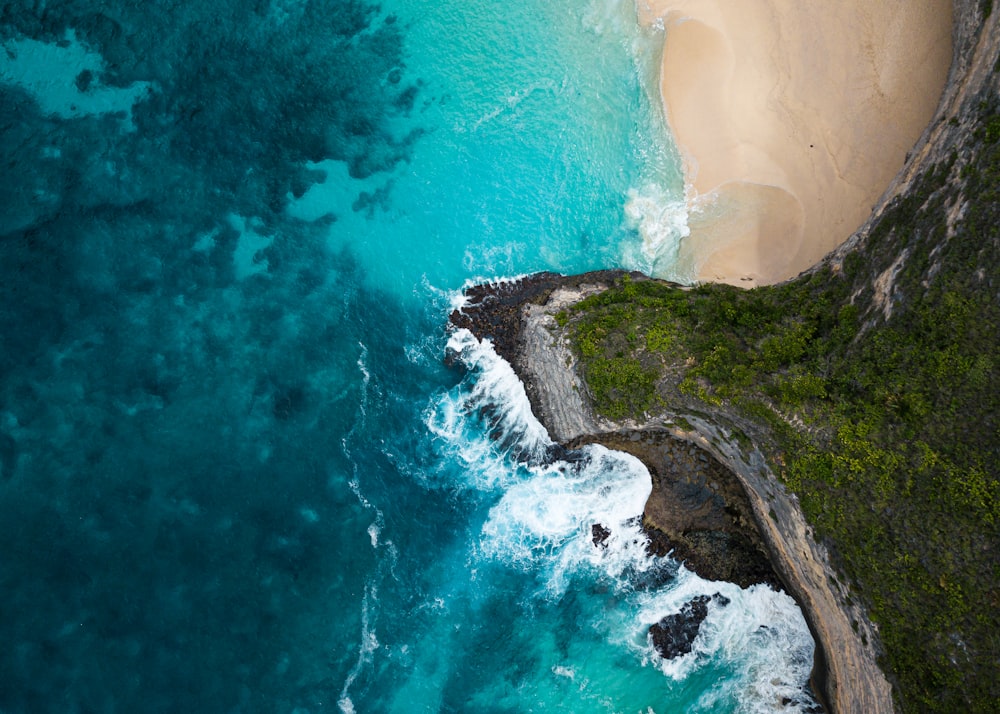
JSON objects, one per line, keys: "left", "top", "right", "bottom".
{"left": 562, "top": 105, "right": 1000, "bottom": 712}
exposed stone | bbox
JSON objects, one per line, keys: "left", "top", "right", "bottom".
{"left": 569, "top": 429, "right": 781, "bottom": 590}
{"left": 446, "top": 7, "right": 1000, "bottom": 712}
{"left": 591, "top": 523, "right": 611, "bottom": 549}
{"left": 649, "top": 592, "right": 731, "bottom": 659}
{"left": 448, "top": 272, "right": 871, "bottom": 714}
{"left": 649, "top": 595, "right": 710, "bottom": 659}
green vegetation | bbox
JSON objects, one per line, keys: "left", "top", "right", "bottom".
{"left": 564, "top": 104, "right": 1000, "bottom": 711}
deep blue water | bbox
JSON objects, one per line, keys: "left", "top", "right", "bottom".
{"left": 0, "top": 2, "right": 814, "bottom": 712}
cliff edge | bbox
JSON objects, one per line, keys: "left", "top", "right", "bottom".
{"left": 452, "top": 272, "right": 890, "bottom": 714}
{"left": 450, "top": 3, "right": 1000, "bottom": 712}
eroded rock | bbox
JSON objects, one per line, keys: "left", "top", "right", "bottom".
{"left": 649, "top": 593, "right": 731, "bottom": 659}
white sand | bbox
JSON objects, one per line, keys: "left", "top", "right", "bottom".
{"left": 639, "top": 0, "right": 953, "bottom": 285}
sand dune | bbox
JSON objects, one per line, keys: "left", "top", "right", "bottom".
{"left": 639, "top": 0, "right": 953, "bottom": 285}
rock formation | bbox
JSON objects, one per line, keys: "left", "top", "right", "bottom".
{"left": 449, "top": 4, "right": 1000, "bottom": 712}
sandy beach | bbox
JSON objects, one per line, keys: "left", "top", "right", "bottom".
{"left": 639, "top": 0, "right": 953, "bottom": 285}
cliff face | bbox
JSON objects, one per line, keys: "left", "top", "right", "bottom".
{"left": 452, "top": 4, "right": 999, "bottom": 713}
{"left": 453, "top": 272, "right": 895, "bottom": 714}
{"left": 826, "top": 0, "right": 1000, "bottom": 308}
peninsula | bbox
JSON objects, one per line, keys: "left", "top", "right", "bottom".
{"left": 452, "top": 2, "right": 999, "bottom": 712}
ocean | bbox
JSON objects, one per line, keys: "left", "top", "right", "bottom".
{"left": 0, "top": 1, "right": 815, "bottom": 711}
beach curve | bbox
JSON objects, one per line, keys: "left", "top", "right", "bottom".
{"left": 640, "top": 0, "right": 953, "bottom": 285}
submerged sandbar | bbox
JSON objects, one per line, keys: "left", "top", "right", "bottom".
{"left": 641, "top": 0, "right": 953, "bottom": 285}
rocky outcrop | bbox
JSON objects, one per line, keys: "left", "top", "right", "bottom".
{"left": 450, "top": 273, "right": 892, "bottom": 714}
{"left": 650, "top": 593, "right": 730, "bottom": 659}
{"left": 450, "top": 270, "right": 642, "bottom": 440}
{"left": 448, "top": 8, "right": 999, "bottom": 714}
{"left": 568, "top": 429, "right": 781, "bottom": 590}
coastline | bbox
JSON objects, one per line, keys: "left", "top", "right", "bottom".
{"left": 446, "top": 4, "right": 999, "bottom": 709}
{"left": 450, "top": 272, "right": 893, "bottom": 713}
{"left": 639, "top": 0, "right": 953, "bottom": 286}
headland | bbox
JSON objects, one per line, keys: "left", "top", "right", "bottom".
{"left": 450, "top": 271, "right": 893, "bottom": 713}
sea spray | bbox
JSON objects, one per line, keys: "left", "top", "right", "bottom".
{"left": 427, "top": 327, "right": 554, "bottom": 472}
{"left": 622, "top": 183, "right": 693, "bottom": 282}
{"left": 426, "top": 319, "right": 818, "bottom": 712}
{"left": 477, "top": 444, "right": 656, "bottom": 594}
{"left": 0, "top": 0, "right": 815, "bottom": 710}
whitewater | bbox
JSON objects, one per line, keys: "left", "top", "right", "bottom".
{"left": 0, "top": 0, "right": 815, "bottom": 711}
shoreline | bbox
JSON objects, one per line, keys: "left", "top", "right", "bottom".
{"left": 639, "top": 0, "right": 953, "bottom": 286}
{"left": 450, "top": 271, "right": 893, "bottom": 713}
{"left": 444, "top": 5, "right": 997, "bottom": 709}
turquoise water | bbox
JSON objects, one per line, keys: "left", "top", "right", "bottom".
{"left": 0, "top": 1, "right": 814, "bottom": 712}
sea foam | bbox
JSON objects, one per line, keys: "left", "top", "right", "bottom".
{"left": 433, "top": 319, "right": 817, "bottom": 712}
{"left": 622, "top": 183, "right": 693, "bottom": 283}
{"left": 426, "top": 327, "right": 553, "bottom": 480}
{"left": 478, "top": 443, "right": 655, "bottom": 595}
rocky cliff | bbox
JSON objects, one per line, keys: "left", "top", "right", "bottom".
{"left": 451, "top": 3, "right": 1000, "bottom": 712}
{"left": 452, "top": 272, "right": 892, "bottom": 714}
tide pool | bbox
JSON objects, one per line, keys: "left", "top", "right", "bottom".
{"left": 0, "top": 1, "right": 813, "bottom": 712}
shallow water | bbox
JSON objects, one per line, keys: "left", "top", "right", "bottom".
{"left": 0, "top": 1, "right": 813, "bottom": 711}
